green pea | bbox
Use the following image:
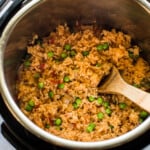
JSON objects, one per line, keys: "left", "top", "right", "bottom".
{"left": 139, "top": 111, "right": 148, "bottom": 119}
{"left": 109, "top": 124, "right": 114, "bottom": 130}
{"left": 63, "top": 75, "right": 70, "bottom": 83}
{"left": 48, "top": 91, "right": 54, "bottom": 99}
{"left": 128, "top": 51, "right": 139, "bottom": 60}
{"left": 54, "top": 58, "right": 60, "bottom": 63}
{"left": 97, "top": 43, "right": 109, "bottom": 51}
{"left": 28, "top": 99, "right": 35, "bottom": 107}
{"left": 95, "top": 63, "right": 101, "bottom": 67}
{"left": 133, "top": 83, "right": 141, "bottom": 88}
{"left": 97, "top": 112, "right": 104, "bottom": 120}
{"left": 54, "top": 118, "right": 62, "bottom": 126}
{"left": 61, "top": 52, "right": 68, "bottom": 59}
{"left": 103, "top": 101, "right": 110, "bottom": 108}
{"left": 73, "top": 102, "right": 78, "bottom": 109}
{"left": 128, "top": 51, "right": 134, "bottom": 59}
{"left": 47, "top": 51, "right": 54, "bottom": 58}
{"left": 34, "top": 38, "right": 43, "bottom": 45}
{"left": 45, "top": 123, "right": 50, "bottom": 129}
{"left": 82, "top": 51, "right": 89, "bottom": 56}
{"left": 64, "top": 44, "right": 71, "bottom": 51}
{"left": 88, "top": 96, "right": 95, "bottom": 102}
{"left": 25, "top": 105, "right": 33, "bottom": 111}
{"left": 25, "top": 100, "right": 35, "bottom": 111}
{"left": 97, "top": 97, "right": 103, "bottom": 104}
{"left": 73, "top": 97, "right": 82, "bottom": 109}
{"left": 38, "top": 82, "right": 44, "bottom": 89}
{"left": 75, "top": 97, "right": 82, "bottom": 105}
{"left": 55, "top": 126, "right": 61, "bottom": 130}
{"left": 105, "top": 108, "right": 112, "bottom": 115}
{"left": 34, "top": 73, "right": 40, "bottom": 78}
{"left": 139, "top": 118, "right": 144, "bottom": 123}
{"left": 58, "top": 83, "right": 65, "bottom": 89}
{"left": 24, "top": 60, "right": 31, "bottom": 67}
{"left": 119, "top": 103, "right": 127, "bottom": 109}
{"left": 86, "top": 123, "right": 96, "bottom": 133}
{"left": 70, "top": 50, "right": 76, "bottom": 57}
{"left": 102, "top": 43, "right": 109, "bottom": 50}
{"left": 97, "top": 44, "right": 104, "bottom": 51}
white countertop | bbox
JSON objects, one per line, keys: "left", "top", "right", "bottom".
{"left": 0, "top": 115, "right": 15, "bottom": 150}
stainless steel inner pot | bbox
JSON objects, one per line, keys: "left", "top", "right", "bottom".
{"left": 0, "top": 0, "right": 150, "bottom": 149}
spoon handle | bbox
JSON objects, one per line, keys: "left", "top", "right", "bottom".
{"left": 117, "top": 82, "right": 150, "bottom": 113}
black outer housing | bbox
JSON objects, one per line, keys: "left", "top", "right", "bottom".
{"left": 0, "top": 0, "right": 24, "bottom": 33}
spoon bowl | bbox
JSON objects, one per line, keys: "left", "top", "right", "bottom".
{"left": 99, "top": 67, "right": 150, "bottom": 113}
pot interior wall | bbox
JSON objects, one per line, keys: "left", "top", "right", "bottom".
{"left": 3, "top": 0, "right": 150, "bottom": 101}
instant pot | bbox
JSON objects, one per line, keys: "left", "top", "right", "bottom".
{"left": 0, "top": 0, "right": 150, "bottom": 149}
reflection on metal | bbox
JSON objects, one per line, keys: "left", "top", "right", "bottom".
{"left": 0, "top": 0, "right": 13, "bottom": 18}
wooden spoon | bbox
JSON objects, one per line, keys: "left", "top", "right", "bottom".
{"left": 98, "top": 67, "right": 150, "bottom": 113}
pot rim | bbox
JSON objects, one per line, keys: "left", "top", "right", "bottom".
{"left": 0, "top": 0, "right": 150, "bottom": 149}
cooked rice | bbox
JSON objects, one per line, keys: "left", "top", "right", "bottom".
{"left": 16, "top": 24, "right": 150, "bottom": 141}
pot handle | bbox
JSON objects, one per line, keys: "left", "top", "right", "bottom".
{"left": 0, "top": 0, "right": 24, "bottom": 29}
